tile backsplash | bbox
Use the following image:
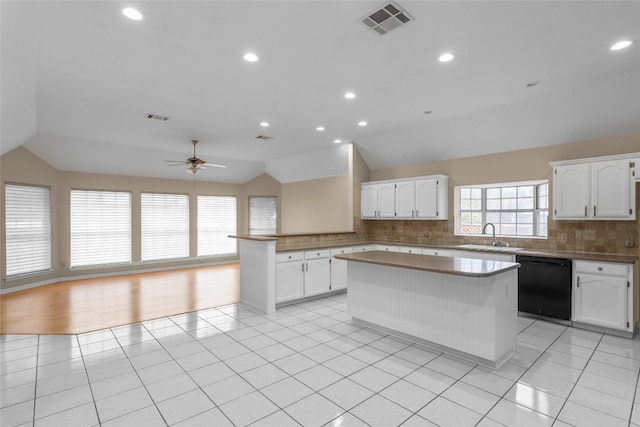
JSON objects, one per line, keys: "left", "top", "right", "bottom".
{"left": 275, "top": 216, "right": 638, "bottom": 256}
{"left": 363, "top": 217, "right": 639, "bottom": 256}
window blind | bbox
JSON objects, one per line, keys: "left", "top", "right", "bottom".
{"left": 249, "top": 196, "right": 277, "bottom": 235}
{"left": 5, "top": 184, "right": 52, "bottom": 277}
{"left": 70, "top": 190, "right": 131, "bottom": 267}
{"left": 141, "top": 193, "right": 189, "bottom": 261}
{"left": 198, "top": 195, "right": 237, "bottom": 256}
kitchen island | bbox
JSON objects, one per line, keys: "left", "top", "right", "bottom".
{"left": 335, "top": 251, "right": 520, "bottom": 368}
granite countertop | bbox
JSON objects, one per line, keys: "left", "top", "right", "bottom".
{"left": 335, "top": 250, "right": 520, "bottom": 277}
{"left": 274, "top": 239, "right": 638, "bottom": 264}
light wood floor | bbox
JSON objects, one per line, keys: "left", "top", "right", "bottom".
{"left": 0, "top": 264, "right": 240, "bottom": 335}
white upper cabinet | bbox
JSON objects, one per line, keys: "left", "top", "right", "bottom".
{"left": 553, "top": 163, "right": 590, "bottom": 219}
{"left": 361, "top": 183, "right": 378, "bottom": 218}
{"left": 395, "top": 181, "right": 416, "bottom": 218}
{"left": 378, "top": 183, "right": 396, "bottom": 218}
{"left": 416, "top": 178, "right": 448, "bottom": 219}
{"left": 551, "top": 154, "right": 636, "bottom": 220}
{"left": 591, "top": 160, "right": 631, "bottom": 218}
{"left": 361, "top": 175, "right": 449, "bottom": 220}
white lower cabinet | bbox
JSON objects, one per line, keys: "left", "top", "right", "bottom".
{"left": 304, "top": 250, "right": 331, "bottom": 297}
{"left": 376, "top": 244, "right": 400, "bottom": 252}
{"left": 573, "top": 260, "right": 633, "bottom": 332}
{"left": 330, "top": 247, "right": 352, "bottom": 291}
{"left": 275, "top": 252, "right": 304, "bottom": 303}
{"left": 276, "top": 248, "right": 342, "bottom": 303}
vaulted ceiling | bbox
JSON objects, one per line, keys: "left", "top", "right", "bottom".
{"left": 2, "top": 1, "right": 639, "bottom": 183}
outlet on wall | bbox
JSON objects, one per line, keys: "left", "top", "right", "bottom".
{"left": 626, "top": 236, "right": 634, "bottom": 248}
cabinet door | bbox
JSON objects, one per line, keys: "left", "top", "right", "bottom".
{"left": 553, "top": 164, "right": 590, "bottom": 219}
{"left": 574, "top": 274, "right": 627, "bottom": 330}
{"left": 378, "top": 183, "right": 396, "bottom": 218}
{"left": 395, "top": 181, "right": 416, "bottom": 218}
{"left": 330, "top": 258, "right": 348, "bottom": 291}
{"left": 361, "top": 184, "right": 378, "bottom": 218}
{"left": 415, "top": 179, "right": 439, "bottom": 218}
{"left": 276, "top": 262, "right": 304, "bottom": 303}
{"left": 591, "top": 160, "right": 631, "bottom": 218}
{"left": 305, "top": 258, "right": 331, "bottom": 297}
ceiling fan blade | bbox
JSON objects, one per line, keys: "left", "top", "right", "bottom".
{"left": 204, "top": 162, "right": 227, "bottom": 168}
{"left": 165, "top": 160, "right": 188, "bottom": 163}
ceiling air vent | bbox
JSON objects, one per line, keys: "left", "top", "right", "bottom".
{"left": 256, "top": 135, "right": 274, "bottom": 140}
{"left": 145, "top": 113, "right": 171, "bottom": 122}
{"left": 360, "top": 1, "right": 413, "bottom": 36}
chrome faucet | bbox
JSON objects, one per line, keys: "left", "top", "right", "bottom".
{"left": 482, "top": 223, "right": 499, "bottom": 246}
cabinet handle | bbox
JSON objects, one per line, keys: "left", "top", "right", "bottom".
{"left": 593, "top": 205, "right": 597, "bottom": 217}
{"left": 306, "top": 263, "right": 309, "bottom": 271}
{"left": 301, "top": 263, "right": 304, "bottom": 272}
{"left": 577, "top": 276, "right": 580, "bottom": 287}
{"left": 597, "top": 266, "right": 603, "bottom": 271}
{"left": 416, "top": 210, "right": 419, "bottom": 217}
{"left": 584, "top": 206, "right": 587, "bottom": 217}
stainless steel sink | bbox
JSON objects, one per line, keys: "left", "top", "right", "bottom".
{"left": 457, "top": 244, "right": 523, "bottom": 252}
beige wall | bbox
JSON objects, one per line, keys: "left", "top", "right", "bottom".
{"left": 351, "top": 144, "right": 371, "bottom": 219}
{"left": 281, "top": 175, "right": 351, "bottom": 234}
{"left": 370, "top": 133, "right": 640, "bottom": 186}
{"left": 1, "top": 147, "right": 60, "bottom": 288}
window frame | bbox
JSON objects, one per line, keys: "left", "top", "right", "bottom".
{"left": 248, "top": 196, "right": 277, "bottom": 236}
{"left": 141, "top": 192, "right": 190, "bottom": 262}
{"left": 197, "top": 194, "right": 238, "bottom": 257}
{"left": 4, "top": 182, "right": 52, "bottom": 278}
{"left": 455, "top": 180, "right": 549, "bottom": 239}
{"left": 70, "top": 189, "right": 132, "bottom": 269}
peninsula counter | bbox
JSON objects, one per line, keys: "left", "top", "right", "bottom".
{"left": 335, "top": 251, "right": 520, "bottom": 368}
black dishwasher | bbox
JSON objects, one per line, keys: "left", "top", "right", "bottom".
{"left": 516, "top": 255, "right": 572, "bottom": 320}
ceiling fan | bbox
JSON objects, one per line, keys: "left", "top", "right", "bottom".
{"left": 165, "top": 139, "right": 226, "bottom": 174}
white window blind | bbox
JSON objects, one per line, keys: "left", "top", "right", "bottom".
{"left": 70, "top": 190, "right": 131, "bottom": 267}
{"left": 198, "top": 195, "right": 237, "bottom": 256}
{"left": 249, "top": 196, "right": 277, "bottom": 235}
{"left": 5, "top": 184, "right": 52, "bottom": 277}
{"left": 141, "top": 193, "right": 189, "bottom": 261}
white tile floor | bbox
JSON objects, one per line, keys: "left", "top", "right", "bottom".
{"left": 2, "top": 293, "right": 640, "bottom": 427}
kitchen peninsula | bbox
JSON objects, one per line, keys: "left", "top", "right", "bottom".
{"left": 336, "top": 251, "right": 520, "bottom": 368}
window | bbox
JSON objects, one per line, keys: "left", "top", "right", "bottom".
{"left": 141, "top": 193, "right": 189, "bottom": 261}
{"left": 70, "top": 190, "right": 131, "bottom": 267}
{"left": 458, "top": 181, "right": 548, "bottom": 237}
{"left": 5, "top": 184, "right": 51, "bottom": 277}
{"left": 249, "top": 196, "right": 277, "bottom": 235}
{"left": 198, "top": 195, "right": 237, "bottom": 256}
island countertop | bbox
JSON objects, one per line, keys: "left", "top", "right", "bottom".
{"left": 335, "top": 250, "right": 520, "bottom": 278}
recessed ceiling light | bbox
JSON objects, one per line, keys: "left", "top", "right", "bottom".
{"left": 334, "top": 139, "right": 342, "bottom": 144}
{"left": 438, "top": 53, "right": 454, "bottom": 62}
{"left": 260, "top": 121, "right": 269, "bottom": 127}
{"left": 344, "top": 92, "right": 356, "bottom": 99}
{"left": 610, "top": 40, "right": 635, "bottom": 51}
{"left": 244, "top": 52, "right": 259, "bottom": 62}
{"left": 316, "top": 126, "right": 325, "bottom": 131}
{"left": 358, "top": 121, "right": 367, "bottom": 127}
{"left": 122, "top": 7, "right": 143, "bottom": 21}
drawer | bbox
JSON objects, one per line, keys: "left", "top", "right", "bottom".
{"left": 330, "top": 247, "right": 353, "bottom": 256}
{"left": 399, "top": 246, "right": 420, "bottom": 254}
{"left": 376, "top": 245, "right": 400, "bottom": 252}
{"left": 304, "top": 249, "right": 330, "bottom": 259}
{"left": 422, "top": 248, "right": 453, "bottom": 257}
{"left": 574, "top": 260, "right": 629, "bottom": 277}
{"left": 352, "top": 245, "right": 373, "bottom": 252}
{"left": 276, "top": 251, "right": 304, "bottom": 263}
